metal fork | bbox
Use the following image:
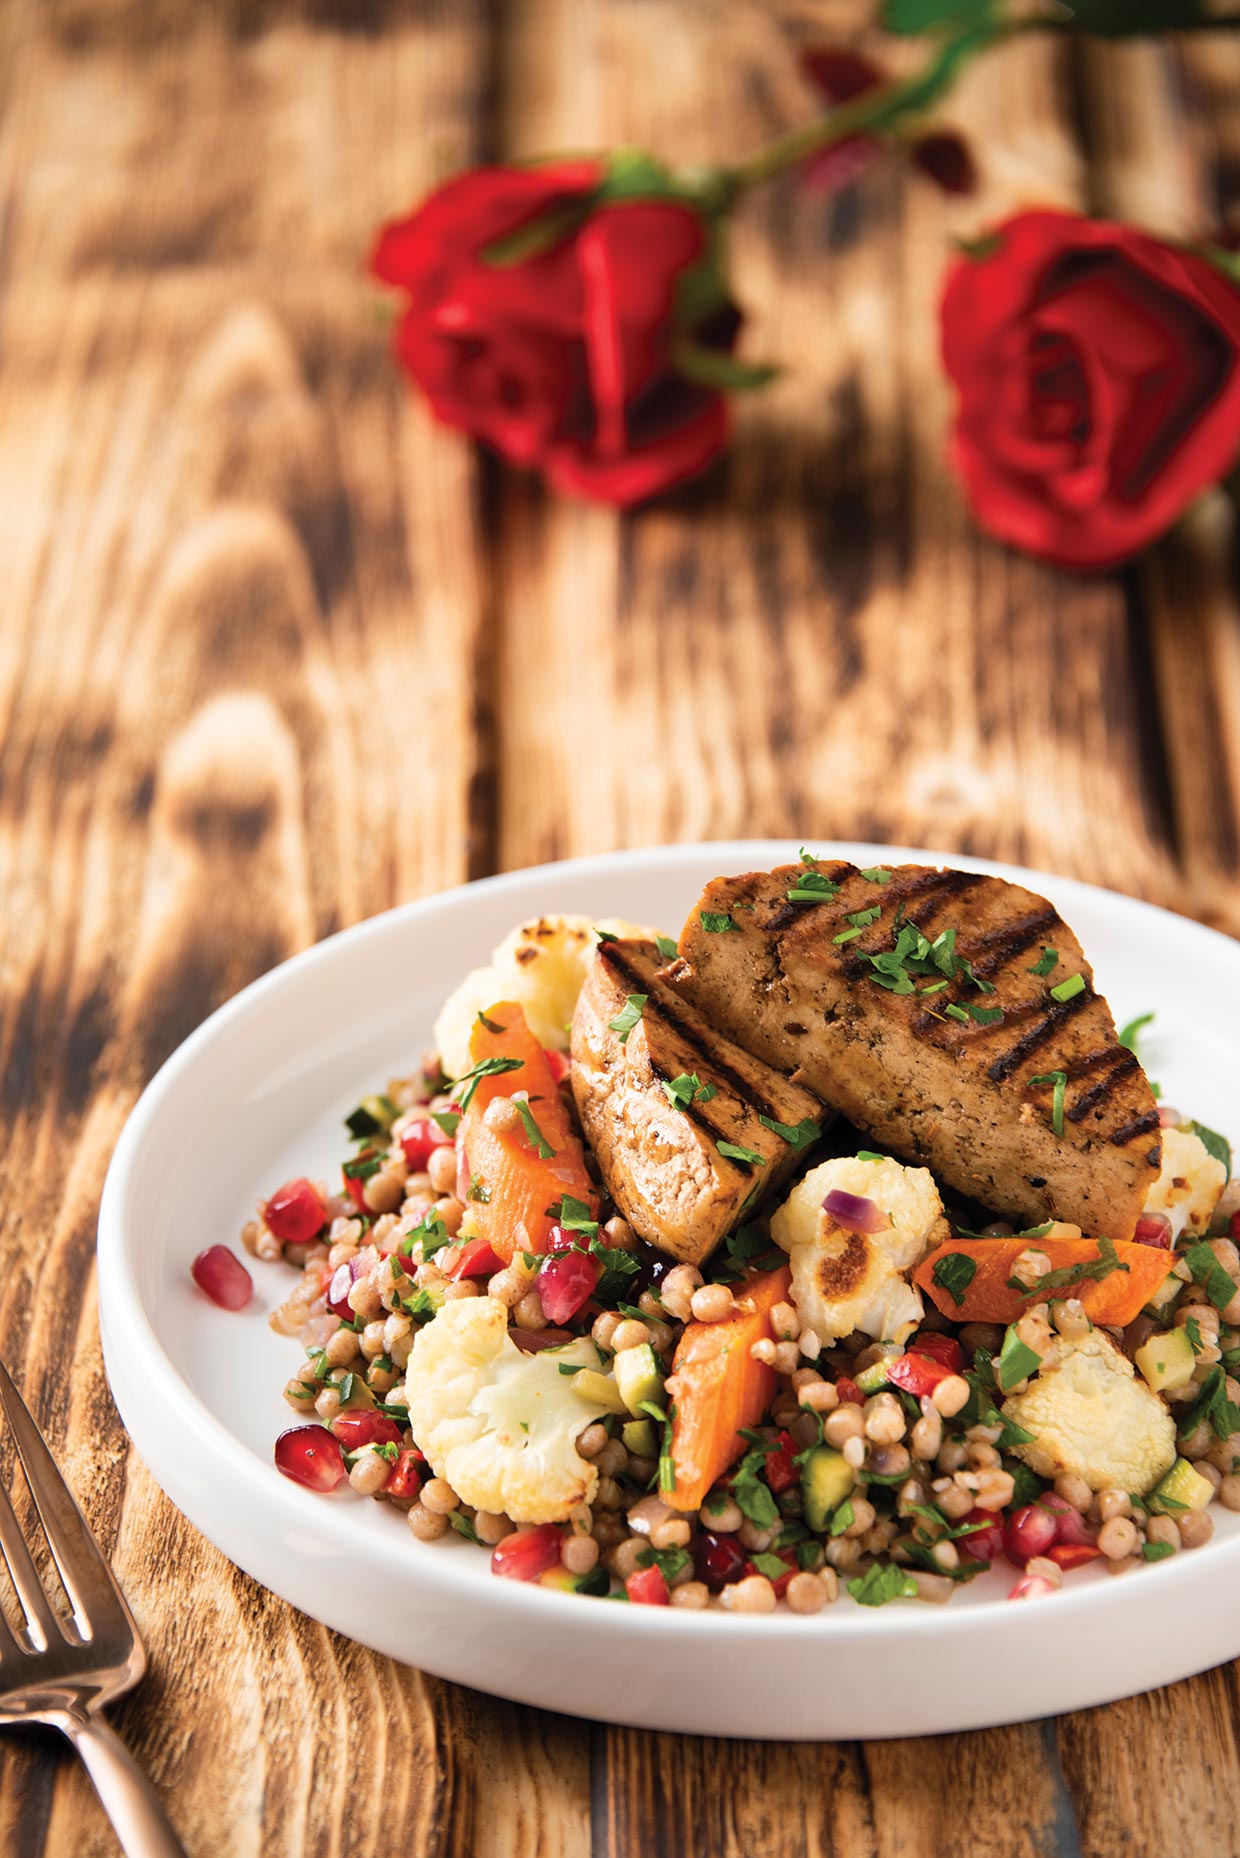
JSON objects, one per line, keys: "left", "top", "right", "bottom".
{"left": 0, "top": 1359, "right": 187, "bottom": 1857}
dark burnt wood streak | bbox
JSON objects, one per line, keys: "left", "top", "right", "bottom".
{"left": 2, "top": 3, "right": 1240, "bottom": 1857}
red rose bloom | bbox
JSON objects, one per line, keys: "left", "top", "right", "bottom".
{"left": 370, "top": 164, "right": 732, "bottom": 506}
{"left": 941, "top": 210, "right": 1240, "bottom": 568}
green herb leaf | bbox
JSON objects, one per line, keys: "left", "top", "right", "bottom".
{"left": 1189, "top": 1120, "right": 1233, "bottom": 1176}
{"left": 995, "top": 1324, "right": 1042, "bottom": 1393}
{"left": 466, "top": 1173, "right": 491, "bottom": 1204}
{"left": 1028, "top": 1069, "right": 1067, "bottom": 1138}
{"left": 757, "top": 1114, "right": 822, "bottom": 1152}
{"left": 663, "top": 1072, "right": 706, "bottom": 1112}
{"left": 848, "top": 1564, "right": 919, "bottom": 1607}
{"left": 828, "top": 1496, "right": 856, "bottom": 1538}
{"left": 1177, "top": 1364, "right": 1240, "bottom": 1443}
{"left": 450, "top": 1053, "right": 525, "bottom": 1111}
{"left": 786, "top": 872, "right": 841, "bottom": 904}
{"left": 476, "top": 1010, "right": 506, "bottom": 1034}
{"left": 1185, "top": 1241, "right": 1239, "bottom": 1314}
{"left": 608, "top": 994, "right": 647, "bottom": 1045}
{"left": 859, "top": 867, "right": 893, "bottom": 884}
{"left": 1050, "top": 973, "right": 1086, "bottom": 1004}
{"left": 1027, "top": 948, "right": 1059, "bottom": 978}
{"left": 1118, "top": 1011, "right": 1154, "bottom": 1053}
{"left": 799, "top": 846, "right": 819, "bottom": 865}
{"left": 431, "top": 1109, "right": 462, "bottom": 1138}
{"left": 515, "top": 1098, "right": 556, "bottom": 1160}
{"left": 1013, "top": 1234, "right": 1129, "bottom": 1299}
{"left": 559, "top": 1194, "right": 600, "bottom": 1238}
{"left": 716, "top": 1139, "right": 766, "bottom": 1167}
{"left": 655, "top": 934, "right": 679, "bottom": 960}
{"left": 557, "top": 1362, "right": 587, "bottom": 1376}
{"left": 857, "top": 1150, "right": 884, "bottom": 1162}
{"left": 342, "top": 1153, "right": 382, "bottom": 1182}
{"left": 407, "top": 1208, "right": 451, "bottom": 1263}
{"left": 1142, "top": 1539, "right": 1176, "bottom": 1561}
{"left": 967, "top": 1003, "right": 1004, "bottom": 1026}
{"left": 700, "top": 910, "right": 739, "bottom": 934}
{"left": 448, "top": 1511, "right": 482, "bottom": 1544}
{"left": 932, "top": 1252, "right": 977, "bottom": 1308}
{"left": 730, "top": 1448, "right": 780, "bottom": 1528}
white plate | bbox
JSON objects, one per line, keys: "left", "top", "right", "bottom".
{"left": 98, "top": 841, "right": 1240, "bottom": 1741}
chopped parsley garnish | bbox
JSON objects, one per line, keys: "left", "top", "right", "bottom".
{"left": 450, "top": 1053, "right": 525, "bottom": 1111}
{"left": 448, "top": 1512, "right": 482, "bottom": 1544}
{"left": 344, "top": 1094, "right": 397, "bottom": 1139}
{"left": 757, "top": 1114, "right": 822, "bottom": 1152}
{"left": 431, "top": 1109, "right": 462, "bottom": 1138}
{"left": 944, "top": 1001, "right": 1005, "bottom": 1026}
{"left": 475, "top": 1009, "right": 506, "bottom": 1034}
{"left": 859, "top": 867, "right": 893, "bottom": 885}
{"left": 700, "top": 910, "right": 739, "bottom": 934}
{"left": 995, "top": 1324, "right": 1042, "bottom": 1392}
{"left": 1177, "top": 1365, "right": 1240, "bottom": 1442}
{"left": 847, "top": 905, "right": 882, "bottom": 929}
{"left": 712, "top": 1221, "right": 784, "bottom": 1282}
{"left": 663, "top": 1071, "right": 711, "bottom": 1112}
{"left": 405, "top": 1207, "right": 451, "bottom": 1262}
{"left": 828, "top": 1496, "right": 855, "bottom": 1538}
{"left": 466, "top": 1173, "right": 491, "bottom": 1204}
{"left": 655, "top": 934, "right": 679, "bottom": 959}
{"left": 716, "top": 1139, "right": 766, "bottom": 1166}
{"left": 1189, "top": 1120, "right": 1232, "bottom": 1175}
{"left": 594, "top": 927, "right": 619, "bottom": 943}
{"left": 798, "top": 846, "right": 819, "bottom": 866}
{"left": 848, "top": 1565, "right": 918, "bottom": 1606}
{"left": 342, "top": 1152, "right": 382, "bottom": 1182}
{"left": 400, "top": 1285, "right": 441, "bottom": 1323}
{"left": 1184, "top": 1315, "right": 1205, "bottom": 1355}
{"left": 1028, "top": 1069, "right": 1067, "bottom": 1138}
{"left": 786, "top": 871, "right": 840, "bottom": 904}
{"left": 1184, "top": 1241, "right": 1239, "bottom": 1314}
{"left": 558, "top": 1194, "right": 599, "bottom": 1238}
{"left": 1007, "top": 1234, "right": 1128, "bottom": 1299}
{"left": 1142, "top": 1540, "right": 1175, "bottom": 1561}
{"left": 587, "top": 1239, "right": 642, "bottom": 1305}
{"left": 1050, "top": 972, "right": 1086, "bottom": 1004}
{"left": 956, "top": 1220, "right": 1053, "bottom": 1240}
{"left": 1118, "top": 1011, "right": 1154, "bottom": 1053}
{"left": 637, "top": 1542, "right": 690, "bottom": 1583}
{"left": 730, "top": 1445, "right": 780, "bottom": 1528}
{"left": 750, "top": 1552, "right": 791, "bottom": 1581}
{"left": 515, "top": 1099, "right": 556, "bottom": 1159}
{"left": 557, "top": 1362, "right": 587, "bottom": 1376}
{"left": 1027, "top": 948, "right": 1059, "bottom": 977}
{"left": 932, "top": 1252, "right": 977, "bottom": 1308}
{"left": 857, "top": 1150, "right": 884, "bottom": 1162}
{"left": 656, "top": 1408, "right": 677, "bottom": 1495}
{"left": 608, "top": 994, "right": 647, "bottom": 1044}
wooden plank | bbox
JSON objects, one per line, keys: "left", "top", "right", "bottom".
{"left": 0, "top": 6, "right": 588, "bottom": 1855}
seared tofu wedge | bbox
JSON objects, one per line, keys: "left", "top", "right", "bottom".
{"left": 571, "top": 938, "right": 827, "bottom": 1266}
{"left": 669, "top": 862, "right": 1160, "bottom": 1241}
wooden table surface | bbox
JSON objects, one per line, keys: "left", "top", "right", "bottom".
{"left": 3, "top": 1, "right": 1240, "bottom": 1853}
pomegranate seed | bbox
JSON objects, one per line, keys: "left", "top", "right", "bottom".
{"left": 537, "top": 1250, "right": 600, "bottom": 1324}
{"left": 908, "top": 1332, "right": 963, "bottom": 1373}
{"left": 1047, "top": 1543, "right": 1103, "bottom": 1572}
{"left": 546, "top": 1223, "right": 583, "bottom": 1253}
{"left": 190, "top": 1245, "right": 253, "bottom": 1311}
{"left": 887, "top": 1352, "right": 953, "bottom": 1400}
{"left": 275, "top": 1425, "right": 345, "bottom": 1492}
{"left": 1134, "top": 1213, "right": 1173, "bottom": 1249}
{"left": 331, "top": 1410, "right": 402, "bottom": 1451}
{"left": 509, "top": 1327, "right": 574, "bottom": 1353}
{"left": 1040, "top": 1493, "right": 1099, "bottom": 1549}
{"left": 264, "top": 1178, "right": 327, "bottom": 1245}
{"left": 400, "top": 1118, "right": 454, "bottom": 1172}
{"left": 1008, "top": 1572, "right": 1056, "bottom": 1601}
{"left": 543, "top": 1049, "right": 571, "bottom": 1085}
{"left": 1231, "top": 1209, "right": 1240, "bottom": 1241}
{"left": 957, "top": 1507, "right": 1005, "bottom": 1564}
{"left": 446, "top": 1238, "right": 504, "bottom": 1280}
{"left": 764, "top": 1431, "right": 800, "bottom": 1496}
{"left": 626, "top": 1564, "right": 670, "bottom": 1606}
{"left": 909, "top": 129, "right": 977, "bottom": 196}
{"left": 800, "top": 46, "right": 884, "bottom": 103}
{"left": 384, "top": 1447, "right": 425, "bottom": 1500}
{"left": 327, "top": 1262, "right": 357, "bottom": 1321}
{"left": 1002, "top": 1502, "right": 1058, "bottom": 1568}
{"left": 491, "top": 1524, "right": 563, "bottom": 1581}
{"left": 835, "top": 1376, "right": 864, "bottom": 1406}
{"left": 692, "top": 1531, "right": 747, "bottom": 1591}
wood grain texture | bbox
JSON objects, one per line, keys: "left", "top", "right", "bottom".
{"left": 0, "top": 0, "right": 1239, "bottom": 1854}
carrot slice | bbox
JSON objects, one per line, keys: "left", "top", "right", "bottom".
{"left": 914, "top": 1237, "right": 1174, "bottom": 1329}
{"left": 457, "top": 1002, "right": 597, "bottom": 1262}
{"left": 665, "top": 1263, "right": 792, "bottom": 1514}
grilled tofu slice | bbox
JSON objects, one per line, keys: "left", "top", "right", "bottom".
{"left": 669, "top": 862, "right": 1160, "bottom": 1241}
{"left": 571, "top": 937, "right": 827, "bottom": 1266}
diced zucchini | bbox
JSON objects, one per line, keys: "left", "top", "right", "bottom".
{"left": 613, "top": 1343, "right": 664, "bottom": 1417}
{"left": 1149, "top": 1457, "right": 1215, "bottom": 1514}
{"left": 539, "top": 1567, "right": 578, "bottom": 1592}
{"left": 801, "top": 1446, "right": 855, "bottom": 1533}
{"left": 569, "top": 1368, "right": 629, "bottom": 1416}
{"left": 622, "top": 1418, "right": 658, "bottom": 1458}
{"left": 1135, "top": 1328, "right": 1197, "bottom": 1396}
{"left": 855, "top": 1342, "right": 901, "bottom": 1396}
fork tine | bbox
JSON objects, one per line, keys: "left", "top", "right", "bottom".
{"left": 0, "top": 1468, "right": 61, "bottom": 1649}
{"left": 0, "top": 1359, "right": 131, "bottom": 1642}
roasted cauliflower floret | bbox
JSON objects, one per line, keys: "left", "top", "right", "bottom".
{"left": 1146, "top": 1126, "right": 1227, "bottom": 1241}
{"left": 405, "top": 1297, "right": 614, "bottom": 1524}
{"left": 1001, "top": 1328, "right": 1176, "bottom": 1495}
{"left": 771, "top": 1155, "right": 949, "bottom": 1344}
{"left": 434, "top": 914, "right": 652, "bottom": 1080}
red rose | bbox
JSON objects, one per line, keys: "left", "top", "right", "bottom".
{"left": 941, "top": 210, "right": 1240, "bottom": 568}
{"left": 370, "top": 164, "right": 734, "bottom": 506}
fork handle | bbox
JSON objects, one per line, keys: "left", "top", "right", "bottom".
{"left": 58, "top": 1707, "right": 188, "bottom": 1858}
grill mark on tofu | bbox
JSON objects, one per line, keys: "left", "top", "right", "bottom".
{"left": 966, "top": 907, "right": 1062, "bottom": 976}
{"left": 1065, "top": 1049, "right": 1142, "bottom": 1123}
{"left": 987, "top": 986, "right": 1095, "bottom": 1082}
{"left": 1108, "top": 1108, "right": 1161, "bottom": 1148}
{"left": 600, "top": 945, "right": 788, "bottom": 1123}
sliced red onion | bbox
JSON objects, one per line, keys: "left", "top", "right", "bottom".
{"left": 822, "top": 1188, "right": 886, "bottom": 1234}
{"left": 1134, "top": 1213, "right": 1173, "bottom": 1250}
